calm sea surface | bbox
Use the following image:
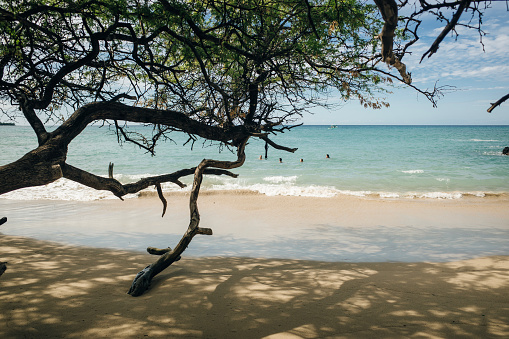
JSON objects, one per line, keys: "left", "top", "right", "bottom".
{"left": 1, "top": 124, "right": 509, "bottom": 261}
{"left": 1, "top": 124, "right": 509, "bottom": 200}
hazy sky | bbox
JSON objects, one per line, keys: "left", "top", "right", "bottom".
{"left": 300, "top": 1, "right": 509, "bottom": 125}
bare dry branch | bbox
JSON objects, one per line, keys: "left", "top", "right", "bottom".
{"left": 487, "top": 93, "right": 509, "bottom": 113}
{"left": 61, "top": 163, "right": 238, "bottom": 200}
{"left": 420, "top": 0, "right": 472, "bottom": 62}
{"left": 128, "top": 138, "right": 248, "bottom": 296}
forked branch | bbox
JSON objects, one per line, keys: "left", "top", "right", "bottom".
{"left": 127, "top": 138, "right": 249, "bottom": 296}
{"left": 62, "top": 163, "right": 238, "bottom": 199}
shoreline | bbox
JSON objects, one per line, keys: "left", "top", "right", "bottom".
{"left": 2, "top": 174, "right": 509, "bottom": 201}
{"left": 1, "top": 192, "right": 508, "bottom": 263}
{"left": 1, "top": 234, "right": 508, "bottom": 338}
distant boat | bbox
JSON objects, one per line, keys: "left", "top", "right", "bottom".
{"left": 0, "top": 122, "right": 15, "bottom": 126}
{"left": 328, "top": 125, "right": 338, "bottom": 129}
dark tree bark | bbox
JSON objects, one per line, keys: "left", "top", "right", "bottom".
{"left": 420, "top": 0, "right": 472, "bottom": 62}
{"left": 128, "top": 138, "right": 248, "bottom": 296}
{"left": 0, "top": 101, "right": 247, "bottom": 196}
{"left": 488, "top": 93, "right": 509, "bottom": 113}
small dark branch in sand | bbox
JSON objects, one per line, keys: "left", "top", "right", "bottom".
{"left": 155, "top": 183, "right": 167, "bottom": 217}
{"left": 128, "top": 138, "right": 248, "bottom": 296}
{"left": 0, "top": 262, "right": 6, "bottom": 278}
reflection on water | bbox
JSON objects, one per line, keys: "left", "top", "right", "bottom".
{"left": 1, "top": 199, "right": 508, "bottom": 262}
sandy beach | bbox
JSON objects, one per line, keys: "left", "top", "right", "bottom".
{"left": 1, "top": 193, "right": 509, "bottom": 338}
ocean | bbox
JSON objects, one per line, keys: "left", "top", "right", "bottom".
{"left": 1, "top": 124, "right": 508, "bottom": 200}
{"left": 1, "top": 124, "right": 509, "bottom": 262}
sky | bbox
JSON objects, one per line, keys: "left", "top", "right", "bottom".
{"left": 300, "top": 0, "right": 509, "bottom": 125}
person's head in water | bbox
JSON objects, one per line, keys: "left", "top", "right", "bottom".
{"left": 503, "top": 147, "right": 509, "bottom": 155}
{"left": 300, "top": 158, "right": 303, "bottom": 162}
{"left": 326, "top": 154, "right": 330, "bottom": 159}
{"left": 279, "top": 158, "right": 282, "bottom": 163}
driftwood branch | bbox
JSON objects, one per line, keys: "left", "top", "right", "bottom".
{"left": 487, "top": 93, "right": 509, "bottom": 113}
{"left": 127, "top": 138, "right": 249, "bottom": 296}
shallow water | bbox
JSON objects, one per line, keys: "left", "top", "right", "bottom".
{"left": 1, "top": 197, "right": 508, "bottom": 263}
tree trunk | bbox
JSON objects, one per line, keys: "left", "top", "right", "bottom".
{"left": 0, "top": 150, "right": 63, "bottom": 195}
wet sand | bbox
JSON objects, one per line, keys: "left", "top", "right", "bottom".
{"left": 1, "top": 193, "right": 509, "bottom": 337}
{"left": 1, "top": 192, "right": 508, "bottom": 261}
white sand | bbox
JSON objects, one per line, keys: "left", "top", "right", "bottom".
{"left": 1, "top": 193, "right": 508, "bottom": 337}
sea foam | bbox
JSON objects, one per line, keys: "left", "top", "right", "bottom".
{"left": 0, "top": 173, "right": 502, "bottom": 201}
{"left": 401, "top": 170, "right": 424, "bottom": 174}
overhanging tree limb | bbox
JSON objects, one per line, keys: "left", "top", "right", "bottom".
{"left": 487, "top": 93, "right": 509, "bottom": 113}
{"left": 374, "top": 0, "right": 412, "bottom": 84}
{"left": 420, "top": 0, "right": 472, "bottom": 62}
{"left": 62, "top": 163, "right": 238, "bottom": 199}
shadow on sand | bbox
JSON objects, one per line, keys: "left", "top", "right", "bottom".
{"left": 1, "top": 234, "right": 508, "bottom": 338}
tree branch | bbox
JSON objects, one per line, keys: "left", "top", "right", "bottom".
{"left": 420, "top": 0, "right": 472, "bottom": 62}
{"left": 487, "top": 93, "right": 509, "bottom": 113}
{"left": 374, "top": 0, "right": 412, "bottom": 84}
{"left": 61, "top": 163, "right": 239, "bottom": 200}
{"left": 260, "top": 135, "right": 298, "bottom": 153}
{"left": 51, "top": 101, "right": 248, "bottom": 147}
{"left": 127, "top": 138, "right": 249, "bottom": 296}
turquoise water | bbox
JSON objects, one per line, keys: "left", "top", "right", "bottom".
{"left": 1, "top": 124, "right": 508, "bottom": 200}
{"left": 2, "top": 125, "right": 509, "bottom": 261}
